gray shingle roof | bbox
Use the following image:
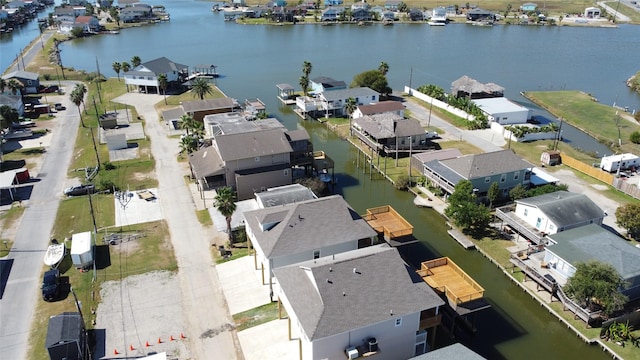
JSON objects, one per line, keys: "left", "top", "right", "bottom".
{"left": 2, "top": 70, "right": 39, "bottom": 81}
{"left": 547, "top": 224, "right": 640, "bottom": 280}
{"left": 214, "top": 128, "right": 293, "bottom": 161}
{"left": 440, "top": 149, "right": 532, "bottom": 180}
{"left": 244, "top": 195, "right": 377, "bottom": 258}
{"left": 129, "top": 57, "right": 188, "bottom": 76}
{"left": 413, "top": 148, "right": 462, "bottom": 164}
{"left": 354, "top": 114, "right": 424, "bottom": 140}
{"left": 410, "top": 343, "right": 485, "bottom": 360}
{"left": 188, "top": 146, "right": 225, "bottom": 178}
{"left": 161, "top": 107, "right": 185, "bottom": 122}
{"left": 284, "top": 128, "right": 310, "bottom": 142}
{"left": 45, "top": 312, "right": 83, "bottom": 348}
{"left": 356, "top": 100, "right": 404, "bottom": 116}
{"left": 181, "top": 98, "right": 239, "bottom": 113}
{"left": 273, "top": 245, "right": 444, "bottom": 340}
{"left": 516, "top": 191, "right": 603, "bottom": 228}
{"left": 311, "top": 76, "right": 346, "bottom": 89}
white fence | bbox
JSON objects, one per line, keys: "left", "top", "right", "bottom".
{"left": 404, "top": 86, "right": 476, "bottom": 121}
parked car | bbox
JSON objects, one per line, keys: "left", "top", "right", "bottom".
{"left": 543, "top": 273, "right": 556, "bottom": 284}
{"left": 42, "top": 269, "right": 60, "bottom": 301}
{"left": 64, "top": 184, "right": 96, "bottom": 196}
{"left": 41, "top": 85, "right": 59, "bottom": 93}
{"left": 54, "top": 103, "right": 65, "bottom": 111}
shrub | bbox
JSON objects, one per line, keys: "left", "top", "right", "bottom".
{"left": 103, "top": 161, "right": 116, "bottom": 170}
{"left": 630, "top": 131, "right": 640, "bottom": 144}
{"left": 99, "top": 179, "right": 118, "bottom": 192}
{"left": 395, "top": 175, "right": 411, "bottom": 190}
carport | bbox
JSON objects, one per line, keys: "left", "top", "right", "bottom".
{"left": 0, "top": 170, "right": 18, "bottom": 201}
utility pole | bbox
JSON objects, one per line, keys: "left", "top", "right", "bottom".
{"left": 408, "top": 67, "right": 413, "bottom": 94}
{"left": 90, "top": 127, "right": 100, "bottom": 169}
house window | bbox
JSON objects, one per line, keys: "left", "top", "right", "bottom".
{"left": 484, "top": 177, "right": 491, "bottom": 183}
{"left": 514, "top": 171, "right": 519, "bottom": 180}
{"left": 549, "top": 224, "right": 555, "bottom": 231}
{"left": 283, "top": 169, "right": 289, "bottom": 176}
{"left": 313, "top": 250, "right": 320, "bottom": 259}
{"left": 255, "top": 156, "right": 260, "bottom": 162}
{"left": 536, "top": 217, "right": 542, "bottom": 229}
{"left": 27, "top": 80, "right": 32, "bottom": 85}
{"left": 147, "top": 76, "right": 153, "bottom": 80}
{"left": 524, "top": 209, "right": 528, "bottom": 216}
{"left": 372, "top": 96, "right": 375, "bottom": 100}
{"left": 500, "top": 174, "right": 506, "bottom": 183}
{"left": 395, "top": 318, "right": 402, "bottom": 327}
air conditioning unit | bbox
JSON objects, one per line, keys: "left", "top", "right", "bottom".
{"left": 346, "top": 346, "right": 359, "bottom": 360}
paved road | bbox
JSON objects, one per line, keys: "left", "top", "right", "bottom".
{"left": 597, "top": 1, "right": 631, "bottom": 22}
{"left": 112, "top": 93, "right": 242, "bottom": 360}
{"left": 4, "top": 30, "right": 54, "bottom": 74}
{"left": 0, "top": 82, "right": 79, "bottom": 360}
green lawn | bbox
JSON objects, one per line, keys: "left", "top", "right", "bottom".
{"left": 232, "top": 301, "right": 281, "bottom": 332}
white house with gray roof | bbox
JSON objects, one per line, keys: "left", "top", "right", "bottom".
{"left": 296, "top": 87, "right": 379, "bottom": 118}
{"left": 244, "top": 195, "right": 377, "bottom": 299}
{"left": 544, "top": 224, "right": 640, "bottom": 300}
{"left": 273, "top": 244, "right": 444, "bottom": 360}
{"left": 513, "top": 191, "right": 604, "bottom": 235}
{"left": 124, "top": 57, "right": 188, "bottom": 94}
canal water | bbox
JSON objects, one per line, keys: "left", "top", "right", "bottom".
{"left": 5, "top": 1, "right": 640, "bottom": 358}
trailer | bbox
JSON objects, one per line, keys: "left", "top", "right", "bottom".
{"left": 600, "top": 153, "right": 640, "bottom": 173}
{"left": 70, "top": 231, "right": 94, "bottom": 268}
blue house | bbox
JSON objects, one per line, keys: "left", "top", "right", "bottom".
{"left": 324, "top": 0, "right": 343, "bottom": 6}
{"left": 520, "top": 2, "right": 537, "bottom": 12}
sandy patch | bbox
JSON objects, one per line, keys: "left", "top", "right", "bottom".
{"left": 96, "top": 271, "right": 190, "bottom": 359}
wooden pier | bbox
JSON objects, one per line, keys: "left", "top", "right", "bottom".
{"left": 447, "top": 229, "right": 475, "bottom": 249}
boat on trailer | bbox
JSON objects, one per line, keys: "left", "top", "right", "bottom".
{"left": 44, "top": 243, "right": 65, "bottom": 268}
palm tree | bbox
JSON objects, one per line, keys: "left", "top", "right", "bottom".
{"left": 158, "top": 73, "right": 168, "bottom": 104}
{"left": 179, "top": 135, "right": 198, "bottom": 155}
{"left": 178, "top": 114, "right": 197, "bottom": 135}
{"left": 190, "top": 77, "right": 213, "bottom": 100}
{"left": 299, "top": 76, "right": 309, "bottom": 97}
{"left": 70, "top": 87, "right": 85, "bottom": 127}
{"left": 345, "top": 97, "right": 357, "bottom": 136}
{"left": 131, "top": 55, "right": 141, "bottom": 68}
{"left": 0, "top": 79, "right": 6, "bottom": 94}
{"left": 121, "top": 61, "right": 131, "bottom": 73}
{"left": 73, "top": 83, "right": 87, "bottom": 114}
{"left": 302, "top": 61, "right": 312, "bottom": 78}
{"left": 378, "top": 61, "right": 389, "bottom": 75}
{"left": 214, "top": 186, "right": 236, "bottom": 242}
{"left": 112, "top": 61, "right": 122, "bottom": 80}
{"left": 6, "top": 79, "right": 24, "bottom": 96}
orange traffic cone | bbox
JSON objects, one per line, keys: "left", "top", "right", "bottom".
{"left": 170, "top": 335, "right": 175, "bottom": 341}
{"left": 114, "top": 348, "right": 119, "bottom": 355}
{"left": 130, "top": 344, "right": 135, "bottom": 351}
{"left": 158, "top": 337, "right": 162, "bottom": 344}
{"left": 180, "top": 333, "right": 186, "bottom": 339}
{"left": 145, "top": 341, "right": 150, "bottom": 347}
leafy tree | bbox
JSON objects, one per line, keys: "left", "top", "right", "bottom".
{"left": 445, "top": 180, "right": 491, "bottom": 233}
{"left": 616, "top": 203, "right": 640, "bottom": 239}
{"left": 70, "top": 26, "right": 84, "bottom": 38}
{"left": 416, "top": 84, "right": 445, "bottom": 100}
{"left": 109, "top": 7, "right": 120, "bottom": 26}
{"left": 395, "top": 175, "right": 411, "bottom": 190}
{"left": 398, "top": 1, "right": 408, "bottom": 12}
{"left": 179, "top": 135, "right": 199, "bottom": 155}
{"left": 630, "top": 131, "right": 640, "bottom": 144}
{"left": 564, "top": 260, "right": 628, "bottom": 316}
{"left": 131, "top": 55, "right": 141, "bottom": 67}
{"left": 526, "top": 183, "right": 568, "bottom": 197}
{"left": 509, "top": 184, "right": 527, "bottom": 200}
{"left": 214, "top": 186, "right": 237, "bottom": 242}
{"left": 378, "top": 61, "right": 389, "bottom": 75}
{"left": 487, "top": 182, "right": 500, "bottom": 208}
{"left": 178, "top": 114, "right": 198, "bottom": 135}
{"left": 158, "top": 73, "right": 168, "bottom": 104}
{"left": 190, "top": 77, "right": 213, "bottom": 100}
{"left": 112, "top": 62, "right": 122, "bottom": 80}
{"left": 351, "top": 69, "right": 392, "bottom": 96}
{"left": 121, "top": 61, "right": 131, "bottom": 73}
{"left": 0, "top": 105, "right": 19, "bottom": 129}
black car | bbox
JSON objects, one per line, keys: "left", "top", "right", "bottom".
{"left": 544, "top": 273, "right": 557, "bottom": 284}
{"left": 41, "top": 85, "right": 59, "bottom": 93}
{"left": 64, "top": 184, "right": 96, "bottom": 196}
{"left": 42, "top": 269, "right": 60, "bottom": 301}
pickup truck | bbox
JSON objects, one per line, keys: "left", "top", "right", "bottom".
{"left": 425, "top": 131, "right": 439, "bottom": 139}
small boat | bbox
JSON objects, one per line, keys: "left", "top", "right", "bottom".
{"left": 319, "top": 169, "right": 332, "bottom": 183}
{"left": 44, "top": 243, "right": 65, "bottom": 268}
{"left": 428, "top": 7, "right": 447, "bottom": 26}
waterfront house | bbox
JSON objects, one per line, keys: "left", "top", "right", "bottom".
{"left": 451, "top": 75, "right": 504, "bottom": 99}
{"left": 2, "top": 70, "right": 39, "bottom": 94}
{"left": 351, "top": 7, "right": 371, "bottom": 21}
{"left": 466, "top": 8, "right": 494, "bottom": 22}
{"left": 273, "top": 244, "right": 444, "bottom": 359}
{"left": 520, "top": 2, "right": 537, "bottom": 12}
{"left": 68, "top": 15, "right": 100, "bottom": 33}
{"left": 410, "top": 343, "right": 486, "bottom": 359}
{"left": 180, "top": 98, "right": 241, "bottom": 123}
{"left": 120, "top": 4, "right": 153, "bottom": 22}
{"left": 544, "top": 224, "right": 640, "bottom": 300}
{"left": 323, "top": 0, "right": 343, "bottom": 6}
{"left": 409, "top": 8, "right": 425, "bottom": 21}
{"left": 513, "top": 191, "right": 603, "bottom": 235}
{"left": 52, "top": 5, "right": 77, "bottom": 21}
{"left": 471, "top": 97, "right": 531, "bottom": 125}
{"left": 351, "top": 114, "right": 430, "bottom": 154}
{"left": 245, "top": 195, "right": 378, "bottom": 296}
{"left": 584, "top": 6, "right": 600, "bottom": 18}
{"left": 384, "top": 0, "right": 401, "bottom": 11}
{"left": 352, "top": 100, "right": 405, "bottom": 119}
{"left": 321, "top": 6, "right": 344, "bottom": 21}
{"left": 310, "top": 76, "right": 346, "bottom": 94}
{"left": 296, "top": 87, "right": 379, "bottom": 118}
{"left": 123, "top": 56, "right": 188, "bottom": 94}
{"left": 421, "top": 149, "right": 532, "bottom": 196}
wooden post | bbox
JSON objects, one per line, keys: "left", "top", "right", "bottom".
{"left": 370, "top": 147, "right": 373, "bottom": 179}
{"left": 278, "top": 297, "right": 282, "bottom": 319}
{"left": 299, "top": 339, "right": 303, "bottom": 360}
{"left": 254, "top": 250, "right": 257, "bottom": 270}
{"left": 288, "top": 316, "right": 292, "bottom": 340}
{"left": 261, "top": 263, "right": 265, "bottom": 285}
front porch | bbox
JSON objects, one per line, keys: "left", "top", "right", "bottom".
{"left": 495, "top": 205, "right": 547, "bottom": 245}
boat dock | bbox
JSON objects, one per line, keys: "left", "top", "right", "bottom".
{"left": 276, "top": 83, "right": 296, "bottom": 105}
{"left": 447, "top": 228, "right": 475, "bottom": 249}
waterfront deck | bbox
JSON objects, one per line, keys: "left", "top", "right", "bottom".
{"left": 447, "top": 228, "right": 475, "bottom": 249}
{"left": 362, "top": 205, "right": 413, "bottom": 241}
{"left": 417, "top": 257, "right": 484, "bottom": 310}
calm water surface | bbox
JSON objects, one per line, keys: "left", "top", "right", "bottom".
{"left": 5, "top": 1, "right": 640, "bottom": 358}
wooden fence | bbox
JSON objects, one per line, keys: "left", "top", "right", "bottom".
{"left": 560, "top": 153, "right": 614, "bottom": 184}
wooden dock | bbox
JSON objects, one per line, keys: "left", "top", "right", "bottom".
{"left": 447, "top": 229, "right": 475, "bottom": 249}
{"left": 417, "top": 257, "right": 484, "bottom": 309}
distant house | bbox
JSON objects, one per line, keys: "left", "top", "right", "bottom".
{"left": 323, "top": 0, "right": 342, "bottom": 6}
{"left": 68, "top": 15, "right": 100, "bottom": 33}
{"left": 124, "top": 57, "right": 189, "bottom": 94}
{"left": 584, "top": 6, "right": 600, "bottom": 18}
{"left": 409, "top": 8, "right": 425, "bottom": 21}
{"left": 53, "top": 5, "right": 78, "bottom": 21}
{"left": 451, "top": 75, "right": 504, "bottom": 99}
{"left": 321, "top": 6, "right": 344, "bottom": 21}
{"left": 120, "top": 4, "right": 153, "bottom": 22}
{"left": 0, "top": 94, "right": 24, "bottom": 115}
{"left": 310, "top": 76, "right": 346, "bottom": 94}
{"left": 273, "top": 244, "right": 445, "bottom": 360}
{"left": 421, "top": 149, "right": 533, "bottom": 196}
{"left": 381, "top": 10, "right": 396, "bottom": 21}
{"left": 352, "top": 114, "right": 429, "bottom": 153}
{"left": 245, "top": 195, "right": 378, "bottom": 296}
{"left": 46, "top": 312, "right": 89, "bottom": 360}
{"left": 472, "top": 97, "right": 531, "bottom": 125}
{"left": 2, "top": 70, "right": 39, "bottom": 94}
{"left": 319, "top": 87, "right": 379, "bottom": 117}
{"left": 352, "top": 100, "right": 405, "bottom": 119}
{"left": 544, "top": 224, "right": 640, "bottom": 300}
{"left": 520, "top": 2, "right": 537, "bottom": 11}
{"left": 466, "top": 8, "right": 494, "bottom": 22}
{"left": 351, "top": 7, "right": 371, "bottom": 21}
{"left": 511, "top": 191, "right": 604, "bottom": 235}
{"left": 384, "top": 0, "right": 401, "bottom": 11}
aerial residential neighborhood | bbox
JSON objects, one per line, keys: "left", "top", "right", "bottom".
{"left": 2, "top": 0, "right": 640, "bottom": 359}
